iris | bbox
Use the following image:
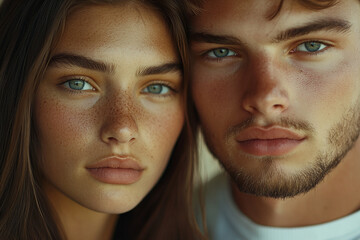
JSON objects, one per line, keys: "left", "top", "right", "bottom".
{"left": 304, "top": 42, "right": 322, "bottom": 52}
{"left": 68, "top": 80, "right": 85, "bottom": 90}
{"left": 213, "top": 48, "right": 230, "bottom": 58}
{"left": 146, "top": 84, "right": 163, "bottom": 94}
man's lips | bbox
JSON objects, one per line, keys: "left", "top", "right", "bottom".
{"left": 86, "top": 156, "right": 144, "bottom": 184}
{"left": 235, "top": 127, "right": 306, "bottom": 156}
{"left": 236, "top": 127, "right": 305, "bottom": 141}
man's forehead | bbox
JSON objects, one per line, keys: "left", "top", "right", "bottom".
{"left": 195, "top": 0, "right": 280, "bottom": 20}
{"left": 192, "top": 0, "right": 340, "bottom": 13}
{"left": 190, "top": 0, "right": 294, "bottom": 32}
{"left": 190, "top": 0, "right": 353, "bottom": 22}
{"left": 190, "top": 0, "right": 357, "bottom": 37}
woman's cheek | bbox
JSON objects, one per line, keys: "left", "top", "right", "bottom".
{"left": 142, "top": 100, "right": 184, "bottom": 158}
{"left": 34, "top": 93, "right": 96, "bottom": 156}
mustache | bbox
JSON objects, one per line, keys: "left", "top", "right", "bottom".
{"left": 226, "top": 117, "right": 315, "bottom": 138}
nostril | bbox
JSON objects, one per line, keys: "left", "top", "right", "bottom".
{"left": 107, "top": 137, "right": 118, "bottom": 142}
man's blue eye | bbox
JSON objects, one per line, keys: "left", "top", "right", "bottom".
{"left": 64, "top": 79, "right": 94, "bottom": 91}
{"left": 143, "top": 84, "right": 170, "bottom": 94}
{"left": 207, "top": 48, "right": 236, "bottom": 58}
{"left": 295, "top": 41, "right": 327, "bottom": 53}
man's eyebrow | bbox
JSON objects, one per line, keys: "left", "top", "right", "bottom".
{"left": 274, "top": 18, "right": 351, "bottom": 42}
{"left": 190, "top": 32, "right": 244, "bottom": 46}
{"left": 49, "top": 53, "right": 115, "bottom": 74}
{"left": 137, "top": 63, "right": 182, "bottom": 76}
{"left": 190, "top": 19, "right": 351, "bottom": 46}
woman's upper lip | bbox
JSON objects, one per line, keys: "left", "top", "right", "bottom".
{"left": 235, "top": 127, "right": 305, "bottom": 141}
{"left": 86, "top": 156, "right": 144, "bottom": 170}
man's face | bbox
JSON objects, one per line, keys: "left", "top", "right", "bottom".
{"left": 191, "top": 0, "right": 360, "bottom": 198}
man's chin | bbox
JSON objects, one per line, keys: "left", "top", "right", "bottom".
{"left": 224, "top": 157, "right": 335, "bottom": 199}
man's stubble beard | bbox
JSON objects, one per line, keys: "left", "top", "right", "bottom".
{"left": 202, "top": 103, "right": 360, "bottom": 199}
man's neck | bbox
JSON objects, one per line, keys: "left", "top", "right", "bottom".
{"left": 231, "top": 140, "right": 360, "bottom": 227}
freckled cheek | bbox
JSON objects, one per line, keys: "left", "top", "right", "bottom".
{"left": 34, "top": 95, "right": 97, "bottom": 157}
{"left": 141, "top": 102, "right": 184, "bottom": 160}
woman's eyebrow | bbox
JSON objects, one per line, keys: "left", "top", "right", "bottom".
{"left": 49, "top": 53, "right": 181, "bottom": 76}
{"left": 136, "top": 62, "right": 182, "bottom": 76}
{"left": 49, "top": 53, "right": 115, "bottom": 74}
{"left": 273, "top": 18, "right": 351, "bottom": 42}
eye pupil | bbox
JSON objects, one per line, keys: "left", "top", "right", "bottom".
{"left": 214, "top": 48, "right": 229, "bottom": 57}
{"left": 69, "top": 80, "right": 85, "bottom": 90}
{"left": 147, "top": 85, "right": 162, "bottom": 94}
{"left": 305, "top": 42, "right": 321, "bottom": 52}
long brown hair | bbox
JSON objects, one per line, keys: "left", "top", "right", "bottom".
{"left": 0, "top": 0, "right": 202, "bottom": 239}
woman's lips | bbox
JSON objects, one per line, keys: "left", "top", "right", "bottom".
{"left": 86, "top": 156, "right": 144, "bottom": 185}
{"left": 235, "top": 127, "right": 305, "bottom": 156}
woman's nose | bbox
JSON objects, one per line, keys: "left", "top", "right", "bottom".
{"left": 100, "top": 94, "right": 138, "bottom": 145}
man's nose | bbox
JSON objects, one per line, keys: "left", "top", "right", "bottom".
{"left": 100, "top": 93, "right": 138, "bottom": 145}
{"left": 242, "top": 55, "right": 290, "bottom": 117}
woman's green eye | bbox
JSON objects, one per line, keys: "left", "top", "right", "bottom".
{"left": 64, "top": 79, "right": 94, "bottom": 91}
{"left": 143, "top": 84, "right": 171, "bottom": 95}
{"left": 207, "top": 48, "right": 236, "bottom": 58}
{"left": 295, "top": 41, "right": 327, "bottom": 53}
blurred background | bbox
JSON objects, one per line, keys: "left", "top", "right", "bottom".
{"left": 197, "top": 133, "right": 223, "bottom": 183}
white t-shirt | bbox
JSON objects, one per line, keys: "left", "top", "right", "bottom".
{"left": 202, "top": 173, "right": 360, "bottom": 240}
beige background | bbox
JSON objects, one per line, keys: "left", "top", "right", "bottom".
{"left": 198, "top": 133, "right": 223, "bottom": 183}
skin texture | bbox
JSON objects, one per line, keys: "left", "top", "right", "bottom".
{"left": 191, "top": 0, "right": 360, "bottom": 227}
{"left": 34, "top": 4, "right": 184, "bottom": 239}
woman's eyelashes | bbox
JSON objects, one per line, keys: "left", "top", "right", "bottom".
{"left": 62, "top": 78, "right": 95, "bottom": 92}
{"left": 60, "top": 77, "right": 177, "bottom": 97}
{"left": 142, "top": 83, "right": 176, "bottom": 96}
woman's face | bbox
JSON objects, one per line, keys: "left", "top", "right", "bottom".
{"left": 34, "top": 3, "right": 184, "bottom": 213}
